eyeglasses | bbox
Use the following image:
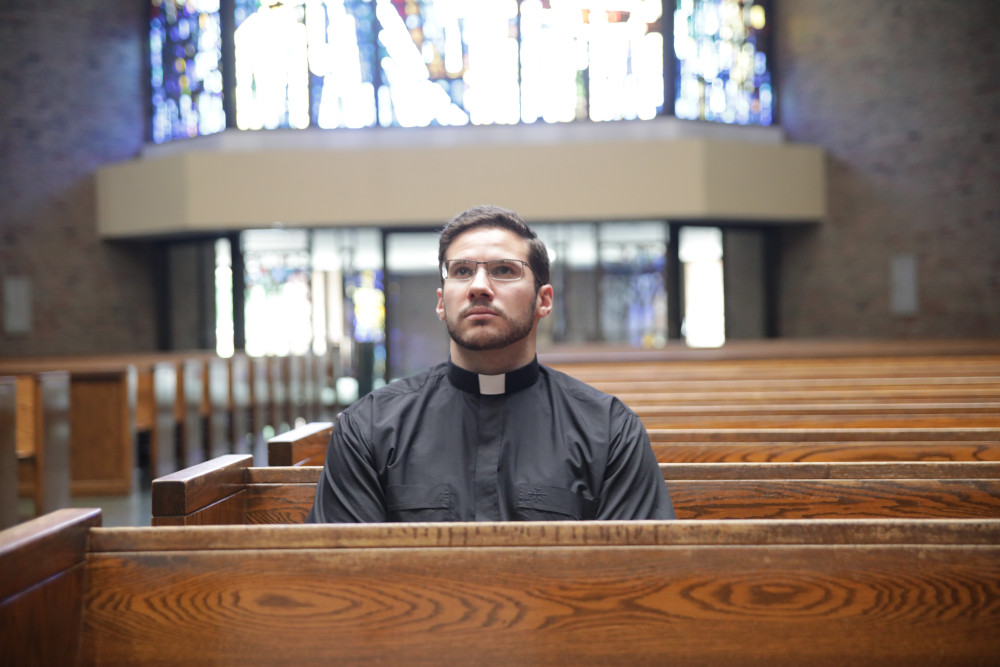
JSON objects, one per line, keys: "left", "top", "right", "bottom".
{"left": 441, "top": 259, "right": 530, "bottom": 282}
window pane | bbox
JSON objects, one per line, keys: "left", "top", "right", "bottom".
{"left": 679, "top": 226, "right": 725, "bottom": 347}
{"left": 520, "top": 1, "right": 664, "bottom": 123}
{"left": 674, "top": 0, "right": 773, "bottom": 125}
{"left": 234, "top": 1, "right": 311, "bottom": 130}
{"left": 385, "top": 232, "right": 446, "bottom": 381}
{"left": 242, "top": 229, "right": 313, "bottom": 356}
{"left": 154, "top": 0, "right": 691, "bottom": 139}
{"left": 375, "top": 0, "right": 520, "bottom": 127}
{"left": 310, "top": 0, "right": 379, "bottom": 129}
{"left": 599, "top": 221, "right": 667, "bottom": 347}
{"left": 149, "top": 0, "right": 226, "bottom": 142}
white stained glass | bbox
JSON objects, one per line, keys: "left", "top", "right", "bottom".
{"left": 519, "top": 0, "right": 581, "bottom": 123}
{"left": 310, "top": 0, "right": 377, "bottom": 129}
{"left": 463, "top": 3, "right": 520, "bottom": 125}
{"left": 235, "top": 2, "right": 311, "bottom": 130}
{"left": 376, "top": 0, "right": 468, "bottom": 127}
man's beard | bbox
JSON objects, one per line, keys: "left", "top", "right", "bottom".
{"left": 444, "top": 298, "right": 536, "bottom": 351}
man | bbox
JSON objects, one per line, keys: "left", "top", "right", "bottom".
{"left": 307, "top": 205, "right": 674, "bottom": 522}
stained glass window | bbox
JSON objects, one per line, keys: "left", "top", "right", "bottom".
{"left": 149, "top": 0, "right": 226, "bottom": 143}
{"left": 150, "top": 0, "right": 773, "bottom": 142}
{"left": 673, "top": 0, "right": 773, "bottom": 125}
{"left": 521, "top": 1, "right": 664, "bottom": 123}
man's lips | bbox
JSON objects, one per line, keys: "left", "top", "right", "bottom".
{"left": 462, "top": 306, "right": 501, "bottom": 320}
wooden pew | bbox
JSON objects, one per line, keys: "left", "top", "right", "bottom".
{"left": 4, "top": 508, "right": 999, "bottom": 665}
{"left": 268, "top": 422, "right": 1000, "bottom": 469}
{"left": 151, "top": 455, "right": 1000, "bottom": 526}
{"left": 648, "top": 427, "right": 1000, "bottom": 462}
{"left": 249, "top": 355, "right": 272, "bottom": 448}
{"left": 539, "top": 337, "right": 1000, "bottom": 367}
{"left": 0, "top": 377, "right": 16, "bottom": 528}
{"left": 15, "top": 371, "right": 71, "bottom": 519}
{"left": 202, "top": 352, "right": 233, "bottom": 460}
{"left": 267, "top": 420, "right": 333, "bottom": 466}
{"left": 0, "top": 508, "right": 100, "bottom": 665}
{"left": 633, "top": 403, "right": 1000, "bottom": 429}
{"left": 0, "top": 359, "right": 137, "bottom": 496}
{"left": 229, "top": 352, "right": 254, "bottom": 455}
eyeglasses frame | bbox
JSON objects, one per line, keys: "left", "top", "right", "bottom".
{"left": 440, "top": 258, "right": 531, "bottom": 282}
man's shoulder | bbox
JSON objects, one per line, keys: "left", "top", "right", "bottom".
{"left": 540, "top": 365, "right": 619, "bottom": 404}
{"left": 344, "top": 362, "right": 448, "bottom": 412}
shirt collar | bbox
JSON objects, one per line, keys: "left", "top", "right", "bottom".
{"left": 447, "top": 358, "right": 540, "bottom": 396}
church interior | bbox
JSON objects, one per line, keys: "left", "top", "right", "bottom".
{"left": 2, "top": 1, "right": 999, "bottom": 663}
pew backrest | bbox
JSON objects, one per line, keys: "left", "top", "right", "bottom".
{"left": 152, "top": 455, "right": 1000, "bottom": 525}
{"left": 78, "top": 517, "right": 1000, "bottom": 665}
{"left": 5, "top": 508, "right": 1000, "bottom": 665}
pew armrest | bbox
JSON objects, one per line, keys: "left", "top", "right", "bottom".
{"left": 152, "top": 454, "right": 253, "bottom": 525}
{"left": 268, "top": 421, "right": 333, "bottom": 466}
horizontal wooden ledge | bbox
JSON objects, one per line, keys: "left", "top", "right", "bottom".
{"left": 86, "top": 518, "right": 1000, "bottom": 552}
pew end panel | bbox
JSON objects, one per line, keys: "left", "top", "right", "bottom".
{"left": 0, "top": 508, "right": 102, "bottom": 666}
{"left": 0, "top": 377, "right": 16, "bottom": 528}
{"left": 15, "top": 371, "right": 71, "bottom": 518}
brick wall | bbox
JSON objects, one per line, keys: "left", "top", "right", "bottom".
{"left": 775, "top": 0, "right": 1000, "bottom": 337}
{"left": 0, "top": 2, "right": 155, "bottom": 356}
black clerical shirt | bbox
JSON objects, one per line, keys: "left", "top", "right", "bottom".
{"left": 306, "top": 358, "right": 675, "bottom": 522}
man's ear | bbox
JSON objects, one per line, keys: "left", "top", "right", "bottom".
{"left": 535, "top": 284, "right": 554, "bottom": 319}
{"left": 436, "top": 287, "right": 446, "bottom": 321}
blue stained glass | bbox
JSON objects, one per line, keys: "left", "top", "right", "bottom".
{"left": 152, "top": 0, "right": 775, "bottom": 140}
{"left": 673, "top": 0, "right": 773, "bottom": 126}
{"left": 149, "top": 0, "right": 226, "bottom": 143}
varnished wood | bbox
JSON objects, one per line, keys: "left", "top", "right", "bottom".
{"left": 151, "top": 454, "right": 250, "bottom": 517}
{"left": 229, "top": 353, "right": 253, "bottom": 454}
{"left": 265, "top": 422, "right": 1000, "bottom": 469}
{"left": 670, "top": 478, "right": 1000, "bottom": 519}
{"left": 651, "top": 440, "right": 1000, "bottom": 462}
{"left": 0, "top": 360, "right": 138, "bottom": 496}
{"left": 80, "top": 519, "right": 1000, "bottom": 666}
{"left": 69, "top": 369, "right": 135, "bottom": 495}
{"left": 22, "top": 372, "right": 70, "bottom": 516}
{"left": 267, "top": 421, "right": 333, "bottom": 466}
{"left": 5, "top": 509, "right": 999, "bottom": 666}
{"left": 0, "top": 508, "right": 101, "bottom": 601}
{"left": 539, "top": 338, "right": 1000, "bottom": 365}
{"left": 0, "top": 509, "right": 100, "bottom": 666}
{"left": 0, "top": 377, "right": 16, "bottom": 528}
{"left": 87, "top": 518, "right": 1000, "bottom": 551}
{"left": 151, "top": 457, "right": 1000, "bottom": 525}
{"left": 659, "top": 461, "right": 1000, "bottom": 479}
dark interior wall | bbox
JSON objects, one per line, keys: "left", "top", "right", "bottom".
{"left": 775, "top": 0, "right": 1000, "bottom": 337}
{"left": 0, "top": 2, "right": 156, "bottom": 356}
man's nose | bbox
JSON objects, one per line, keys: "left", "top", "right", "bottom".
{"left": 468, "top": 265, "right": 495, "bottom": 294}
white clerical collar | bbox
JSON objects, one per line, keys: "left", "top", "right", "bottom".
{"left": 447, "top": 359, "right": 540, "bottom": 395}
{"left": 478, "top": 373, "right": 506, "bottom": 395}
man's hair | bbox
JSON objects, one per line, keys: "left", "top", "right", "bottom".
{"left": 438, "top": 205, "right": 550, "bottom": 291}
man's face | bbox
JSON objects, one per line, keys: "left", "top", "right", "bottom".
{"left": 436, "top": 227, "right": 552, "bottom": 352}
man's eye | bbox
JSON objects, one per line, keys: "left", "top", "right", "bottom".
{"left": 452, "top": 265, "right": 472, "bottom": 277}
{"left": 492, "top": 265, "right": 515, "bottom": 276}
